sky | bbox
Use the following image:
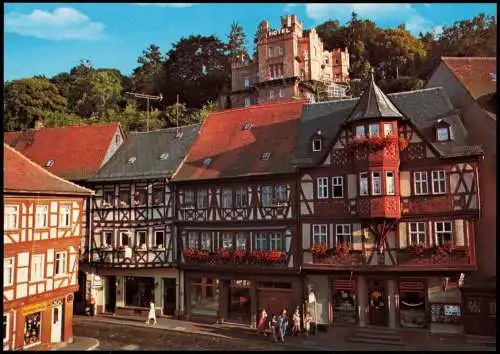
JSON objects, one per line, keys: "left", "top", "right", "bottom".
{"left": 4, "top": 3, "right": 497, "bottom": 81}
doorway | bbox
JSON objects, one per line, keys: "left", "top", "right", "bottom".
{"left": 163, "top": 278, "right": 177, "bottom": 316}
{"left": 367, "top": 279, "right": 388, "bottom": 326}
{"left": 51, "top": 303, "right": 63, "bottom": 343}
{"left": 227, "top": 280, "right": 251, "bottom": 323}
{"left": 105, "top": 276, "right": 117, "bottom": 313}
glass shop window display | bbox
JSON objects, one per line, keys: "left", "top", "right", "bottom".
{"left": 333, "top": 289, "right": 358, "bottom": 324}
{"left": 125, "top": 276, "right": 155, "bottom": 308}
{"left": 24, "top": 312, "right": 42, "bottom": 347}
{"left": 190, "top": 278, "right": 219, "bottom": 316}
{"left": 399, "top": 290, "right": 426, "bottom": 328}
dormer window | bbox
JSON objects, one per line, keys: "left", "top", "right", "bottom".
{"left": 127, "top": 157, "right": 136, "bottom": 164}
{"left": 203, "top": 158, "right": 212, "bottom": 167}
{"left": 312, "top": 139, "right": 322, "bottom": 152}
{"left": 356, "top": 125, "right": 365, "bottom": 138}
{"left": 242, "top": 122, "right": 252, "bottom": 131}
{"left": 45, "top": 160, "right": 54, "bottom": 168}
{"left": 261, "top": 152, "right": 271, "bottom": 161}
{"left": 175, "top": 130, "right": 183, "bottom": 139}
{"left": 369, "top": 124, "right": 380, "bottom": 137}
{"left": 160, "top": 153, "right": 169, "bottom": 160}
{"left": 383, "top": 123, "right": 393, "bottom": 137}
{"left": 437, "top": 127, "right": 449, "bottom": 141}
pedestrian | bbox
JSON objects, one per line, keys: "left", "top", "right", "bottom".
{"left": 269, "top": 313, "right": 278, "bottom": 343}
{"left": 145, "top": 300, "right": 157, "bottom": 325}
{"left": 278, "top": 308, "right": 288, "bottom": 343}
{"left": 292, "top": 308, "right": 301, "bottom": 336}
{"left": 256, "top": 308, "right": 268, "bottom": 336}
{"left": 304, "top": 312, "right": 313, "bottom": 338}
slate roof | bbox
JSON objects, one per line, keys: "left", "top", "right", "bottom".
{"left": 88, "top": 124, "right": 201, "bottom": 182}
{"left": 295, "top": 87, "right": 483, "bottom": 166}
{"left": 4, "top": 144, "right": 93, "bottom": 196}
{"left": 172, "top": 100, "right": 305, "bottom": 182}
{"left": 4, "top": 123, "right": 122, "bottom": 180}
{"left": 347, "top": 71, "right": 404, "bottom": 122}
{"left": 441, "top": 57, "right": 497, "bottom": 100}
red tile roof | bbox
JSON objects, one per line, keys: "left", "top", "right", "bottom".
{"left": 4, "top": 123, "right": 122, "bottom": 180}
{"left": 442, "top": 57, "right": 497, "bottom": 100}
{"left": 4, "top": 144, "right": 93, "bottom": 196}
{"left": 172, "top": 100, "right": 306, "bottom": 181}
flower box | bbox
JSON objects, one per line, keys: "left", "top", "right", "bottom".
{"left": 218, "top": 248, "right": 232, "bottom": 261}
{"left": 263, "top": 250, "right": 285, "bottom": 263}
{"left": 311, "top": 244, "right": 328, "bottom": 258}
{"left": 233, "top": 249, "right": 247, "bottom": 263}
{"left": 406, "top": 244, "right": 426, "bottom": 258}
{"left": 335, "top": 243, "right": 351, "bottom": 257}
{"left": 250, "top": 250, "right": 263, "bottom": 261}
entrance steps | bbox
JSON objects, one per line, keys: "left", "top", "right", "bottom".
{"left": 347, "top": 327, "right": 405, "bottom": 346}
{"left": 466, "top": 335, "right": 496, "bottom": 347}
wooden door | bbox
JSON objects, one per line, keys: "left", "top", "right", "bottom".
{"left": 163, "top": 278, "right": 177, "bottom": 316}
{"left": 367, "top": 279, "right": 387, "bottom": 326}
{"left": 258, "top": 289, "right": 294, "bottom": 317}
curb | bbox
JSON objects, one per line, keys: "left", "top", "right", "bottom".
{"left": 86, "top": 338, "right": 100, "bottom": 351}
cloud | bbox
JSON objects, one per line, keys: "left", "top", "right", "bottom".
{"left": 133, "top": 3, "right": 195, "bottom": 8}
{"left": 284, "top": 3, "right": 299, "bottom": 13}
{"left": 5, "top": 7, "right": 105, "bottom": 41}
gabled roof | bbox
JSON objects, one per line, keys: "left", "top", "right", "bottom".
{"left": 4, "top": 123, "right": 123, "bottom": 180}
{"left": 347, "top": 71, "right": 404, "bottom": 122}
{"left": 294, "top": 87, "right": 483, "bottom": 167}
{"left": 4, "top": 144, "right": 93, "bottom": 196}
{"left": 441, "top": 57, "right": 496, "bottom": 100}
{"left": 88, "top": 124, "right": 201, "bottom": 182}
{"left": 172, "top": 100, "right": 305, "bottom": 182}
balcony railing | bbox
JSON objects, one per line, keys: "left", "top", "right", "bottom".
{"left": 89, "top": 246, "right": 173, "bottom": 267}
{"left": 181, "top": 249, "right": 288, "bottom": 268}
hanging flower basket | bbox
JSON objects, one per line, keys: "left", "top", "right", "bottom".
{"left": 336, "top": 243, "right": 350, "bottom": 257}
{"left": 311, "top": 244, "right": 328, "bottom": 258}
{"left": 218, "top": 247, "right": 232, "bottom": 261}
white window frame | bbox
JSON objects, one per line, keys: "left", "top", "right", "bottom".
{"left": 261, "top": 186, "right": 273, "bottom": 207}
{"left": 269, "top": 233, "right": 282, "bottom": 250}
{"left": 408, "top": 222, "right": 426, "bottom": 245}
{"left": 331, "top": 176, "right": 344, "bottom": 198}
{"left": 384, "top": 123, "right": 393, "bottom": 137}
{"left": 222, "top": 233, "right": 233, "bottom": 250}
{"left": 222, "top": 188, "right": 233, "bottom": 209}
{"left": 59, "top": 204, "right": 71, "bottom": 228}
{"left": 235, "top": 187, "right": 248, "bottom": 208}
{"left": 372, "top": 172, "right": 382, "bottom": 195}
{"left": 254, "top": 233, "right": 267, "bottom": 251}
{"left": 4, "top": 205, "right": 19, "bottom": 230}
{"left": 312, "top": 138, "right": 322, "bottom": 152}
{"left": 414, "top": 171, "right": 428, "bottom": 195}
{"left": 244, "top": 77, "right": 250, "bottom": 88}
{"left": 188, "top": 232, "right": 199, "bottom": 248}
{"left": 55, "top": 252, "right": 67, "bottom": 276}
{"left": 244, "top": 97, "right": 251, "bottom": 107}
{"left": 275, "top": 185, "right": 287, "bottom": 202}
{"left": 386, "top": 171, "right": 395, "bottom": 195}
{"left": 336, "top": 224, "right": 352, "bottom": 245}
{"left": 197, "top": 189, "right": 208, "bottom": 209}
{"left": 431, "top": 170, "right": 447, "bottom": 194}
{"left": 435, "top": 221, "right": 453, "bottom": 245}
{"left": 236, "top": 233, "right": 246, "bottom": 251}
{"left": 200, "top": 232, "right": 212, "bottom": 251}
{"left": 3, "top": 313, "right": 9, "bottom": 344}
{"left": 35, "top": 205, "right": 48, "bottom": 229}
{"left": 31, "top": 254, "right": 45, "bottom": 282}
{"left": 4, "top": 258, "right": 14, "bottom": 287}
{"left": 360, "top": 172, "right": 369, "bottom": 196}
{"left": 437, "top": 127, "right": 449, "bottom": 141}
{"left": 317, "top": 177, "right": 329, "bottom": 199}
{"left": 369, "top": 124, "right": 380, "bottom": 137}
{"left": 356, "top": 125, "right": 365, "bottom": 138}
{"left": 278, "top": 46, "right": 284, "bottom": 56}
{"left": 279, "top": 88, "right": 285, "bottom": 97}
{"left": 312, "top": 224, "right": 328, "bottom": 245}
{"left": 269, "top": 47, "right": 273, "bottom": 57}
{"left": 269, "top": 90, "right": 275, "bottom": 99}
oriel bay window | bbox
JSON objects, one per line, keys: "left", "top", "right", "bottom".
{"left": 386, "top": 171, "right": 395, "bottom": 195}
{"left": 235, "top": 187, "right": 248, "bottom": 208}
{"left": 312, "top": 224, "right": 328, "bottom": 245}
{"left": 369, "top": 124, "right": 380, "bottom": 137}
{"left": 359, "top": 173, "right": 369, "bottom": 196}
{"left": 222, "top": 188, "right": 233, "bottom": 209}
{"left": 261, "top": 186, "right": 273, "bottom": 207}
{"left": 384, "top": 123, "right": 393, "bottom": 137}
{"left": 197, "top": 189, "right": 208, "bottom": 209}
{"left": 372, "top": 172, "right": 382, "bottom": 195}
{"left": 435, "top": 221, "right": 452, "bottom": 245}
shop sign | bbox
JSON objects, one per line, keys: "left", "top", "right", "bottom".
{"left": 66, "top": 294, "right": 74, "bottom": 304}
{"left": 21, "top": 302, "right": 48, "bottom": 316}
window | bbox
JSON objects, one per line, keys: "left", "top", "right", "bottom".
{"left": 188, "top": 232, "right": 199, "bottom": 248}
{"left": 222, "top": 188, "right": 233, "bottom": 209}
{"left": 4, "top": 258, "right": 14, "bottom": 287}
{"left": 369, "top": 124, "right": 380, "bottom": 137}
{"left": 3, "top": 314, "right": 9, "bottom": 343}
{"left": 24, "top": 312, "right": 41, "bottom": 347}
{"left": 275, "top": 185, "right": 287, "bottom": 202}
{"left": 312, "top": 139, "right": 322, "bottom": 152}
{"left": 236, "top": 233, "right": 246, "bottom": 250}
{"left": 235, "top": 187, "right": 248, "bottom": 208}
{"left": 153, "top": 186, "right": 164, "bottom": 205}
{"left": 386, "top": 171, "right": 395, "bottom": 195}
{"left": 184, "top": 190, "right": 195, "bottom": 206}
{"left": 197, "top": 189, "right": 208, "bottom": 209}
{"left": 55, "top": 252, "right": 67, "bottom": 276}
{"left": 121, "top": 232, "right": 129, "bottom": 246}
{"left": 4, "top": 205, "right": 19, "bottom": 230}
{"left": 119, "top": 189, "right": 130, "bottom": 206}
{"left": 261, "top": 152, "right": 271, "bottom": 160}
{"left": 35, "top": 205, "right": 48, "bottom": 229}
{"left": 437, "top": 127, "right": 449, "bottom": 141}
{"left": 332, "top": 176, "right": 344, "bottom": 198}
{"left": 261, "top": 186, "right": 273, "bottom": 207}
{"left": 115, "top": 134, "right": 120, "bottom": 144}
{"left": 190, "top": 278, "right": 219, "bottom": 316}
{"left": 414, "top": 171, "right": 428, "bottom": 195}
{"left": 254, "top": 233, "right": 267, "bottom": 251}
{"left": 104, "top": 231, "right": 113, "bottom": 246}
{"left": 244, "top": 77, "right": 250, "bottom": 88}
{"left": 336, "top": 224, "right": 352, "bottom": 244}
{"left": 201, "top": 232, "right": 212, "bottom": 251}
{"left": 467, "top": 298, "right": 482, "bottom": 314}
{"left": 137, "top": 231, "right": 147, "bottom": 246}
{"left": 125, "top": 276, "right": 154, "bottom": 308}
{"left": 489, "top": 300, "right": 496, "bottom": 317}
{"left": 278, "top": 46, "right": 284, "bottom": 56}
{"left": 384, "top": 123, "right": 393, "bottom": 137}
{"left": 31, "top": 254, "right": 45, "bottom": 282}
{"left": 312, "top": 225, "right": 327, "bottom": 245}
{"left": 431, "top": 170, "right": 446, "bottom": 194}
{"left": 356, "top": 125, "right": 365, "bottom": 138}
{"left": 372, "top": 172, "right": 382, "bottom": 195}
{"left": 270, "top": 233, "right": 282, "bottom": 250}
{"left": 155, "top": 231, "right": 165, "bottom": 248}
{"left": 244, "top": 97, "right": 251, "bottom": 107}
{"left": 317, "top": 177, "right": 329, "bottom": 199}
{"left": 160, "top": 152, "right": 169, "bottom": 160}
{"left": 269, "top": 90, "right": 275, "bottom": 99}
{"left": 435, "top": 221, "right": 452, "bottom": 245}
{"left": 104, "top": 191, "right": 114, "bottom": 205}
{"left": 59, "top": 204, "right": 71, "bottom": 227}
{"left": 408, "top": 222, "right": 426, "bottom": 245}
{"left": 360, "top": 172, "right": 369, "bottom": 196}
{"left": 222, "top": 233, "right": 233, "bottom": 250}
{"left": 134, "top": 188, "right": 148, "bottom": 206}
{"left": 279, "top": 88, "right": 285, "bottom": 98}
{"left": 269, "top": 47, "right": 273, "bottom": 57}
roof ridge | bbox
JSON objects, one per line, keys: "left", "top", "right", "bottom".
{"left": 129, "top": 123, "right": 201, "bottom": 134}
{"left": 209, "top": 99, "right": 306, "bottom": 116}
{"left": 306, "top": 97, "right": 358, "bottom": 106}
{"left": 11, "top": 122, "right": 121, "bottom": 133}
{"left": 387, "top": 87, "right": 443, "bottom": 97}
{"left": 4, "top": 144, "right": 94, "bottom": 195}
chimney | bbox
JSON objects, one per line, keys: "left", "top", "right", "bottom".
{"left": 34, "top": 119, "right": 44, "bottom": 130}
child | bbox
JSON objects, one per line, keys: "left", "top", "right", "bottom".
{"left": 292, "top": 308, "right": 301, "bottom": 336}
{"left": 304, "top": 312, "right": 313, "bottom": 338}
{"left": 145, "top": 300, "right": 157, "bottom": 325}
{"left": 269, "top": 314, "right": 278, "bottom": 343}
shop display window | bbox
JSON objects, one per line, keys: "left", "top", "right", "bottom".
{"left": 430, "top": 303, "right": 462, "bottom": 325}
{"left": 190, "top": 278, "right": 219, "bottom": 316}
{"left": 399, "top": 291, "right": 426, "bottom": 328}
{"left": 24, "top": 312, "right": 41, "bottom": 347}
{"left": 333, "top": 289, "right": 358, "bottom": 325}
{"left": 125, "top": 276, "right": 155, "bottom": 308}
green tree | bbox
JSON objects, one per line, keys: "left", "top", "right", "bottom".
{"left": 252, "top": 24, "right": 265, "bottom": 60}
{"left": 227, "top": 22, "right": 248, "bottom": 59}
{"left": 4, "top": 76, "right": 67, "bottom": 131}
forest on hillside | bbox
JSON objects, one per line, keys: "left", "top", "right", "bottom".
{"left": 3, "top": 12, "right": 496, "bottom": 132}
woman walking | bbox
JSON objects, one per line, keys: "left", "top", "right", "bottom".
{"left": 292, "top": 308, "right": 301, "bottom": 336}
{"left": 256, "top": 308, "right": 268, "bottom": 336}
{"left": 269, "top": 313, "right": 278, "bottom": 343}
{"left": 145, "top": 300, "right": 157, "bottom": 325}
{"left": 278, "top": 308, "right": 288, "bottom": 343}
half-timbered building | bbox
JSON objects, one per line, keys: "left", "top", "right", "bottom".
{"left": 83, "top": 125, "right": 200, "bottom": 318}
{"left": 171, "top": 101, "right": 305, "bottom": 326}
{"left": 3, "top": 144, "right": 93, "bottom": 350}
{"left": 293, "top": 74, "right": 483, "bottom": 334}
